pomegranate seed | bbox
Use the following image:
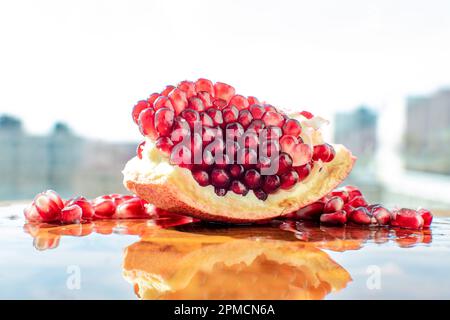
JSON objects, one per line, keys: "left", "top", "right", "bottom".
{"left": 282, "top": 119, "right": 302, "bottom": 137}
{"left": 93, "top": 198, "right": 116, "bottom": 219}
{"left": 188, "top": 97, "right": 205, "bottom": 112}
{"left": 279, "top": 135, "right": 298, "bottom": 154}
{"left": 238, "top": 109, "right": 253, "bottom": 128}
{"left": 201, "top": 126, "right": 218, "bottom": 145}
{"left": 177, "top": 80, "right": 196, "bottom": 98}
{"left": 214, "top": 82, "right": 235, "bottom": 103}
{"left": 222, "top": 105, "right": 239, "bottom": 124}
{"left": 324, "top": 196, "right": 344, "bottom": 213}
{"left": 241, "top": 131, "right": 258, "bottom": 150}
{"left": 23, "top": 203, "right": 42, "bottom": 222}
{"left": 155, "top": 136, "right": 174, "bottom": 154}
{"left": 230, "top": 180, "right": 249, "bottom": 196}
{"left": 372, "top": 206, "right": 392, "bottom": 225}
{"left": 294, "top": 163, "right": 311, "bottom": 182}
{"left": 237, "top": 148, "right": 257, "bottom": 169}
{"left": 215, "top": 187, "right": 228, "bottom": 197}
{"left": 320, "top": 210, "right": 347, "bottom": 225}
{"left": 244, "top": 169, "right": 262, "bottom": 189}
{"left": 138, "top": 108, "right": 157, "bottom": 139}
{"left": 313, "top": 143, "right": 335, "bottom": 162}
{"left": 153, "top": 96, "right": 174, "bottom": 111}
{"left": 116, "top": 198, "right": 148, "bottom": 219}
{"left": 211, "top": 168, "right": 231, "bottom": 188}
{"left": 247, "top": 119, "right": 265, "bottom": 134}
{"left": 34, "top": 192, "right": 61, "bottom": 222}
{"left": 348, "top": 196, "right": 368, "bottom": 208}
{"left": 330, "top": 190, "right": 349, "bottom": 203}
{"left": 147, "top": 93, "right": 160, "bottom": 106}
{"left": 348, "top": 207, "right": 372, "bottom": 225}
{"left": 199, "top": 112, "right": 214, "bottom": 127}
{"left": 392, "top": 209, "right": 424, "bottom": 230}
{"left": 161, "top": 85, "right": 175, "bottom": 96}
{"left": 180, "top": 108, "right": 200, "bottom": 129}
{"left": 276, "top": 153, "right": 293, "bottom": 175}
{"left": 66, "top": 196, "right": 94, "bottom": 220}
{"left": 136, "top": 141, "right": 145, "bottom": 159}
{"left": 253, "top": 189, "right": 268, "bottom": 201}
{"left": 206, "top": 108, "right": 224, "bottom": 127}
{"left": 192, "top": 170, "right": 210, "bottom": 186}
{"left": 168, "top": 88, "right": 188, "bottom": 115}
{"left": 261, "top": 140, "right": 280, "bottom": 158}
{"left": 280, "top": 170, "right": 299, "bottom": 190}
{"left": 249, "top": 104, "right": 265, "bottom": 120}
{"left": 213, "top": 98, "right": 227, "bottom": 109}
{"left": 247, "top": 96, "right": 260, "bottom": 105}
{"left": 132, "top": 100, "right": 150, "bottom": 124}
{"left": 170, "top": 144, "right": 192, "bottom": 168}
{"left": 342, "top": 203, "right": 355, "bottom": 214}
{"left": 262, "top": 175, "right": 281, "bottom": 194}
{"left": 288, "top": 202, "right": 324, "bottom": 220}
{"left": 289, "top": 143, "right": 312, "bottom": 167}
{"left": 154, "top": 107, "right": 174, "bottom": 137}
{"left": 197, "top": 91, "right": 212, "bottom": 107}
{"left": 300, "top": 111, "right": 314, "bottom": 119}
{"left": 229, "top": 164, "right": 244, "bottom": 178}
{"left": 228, "top": 95, "right": 249, "bottom": 110}
{"left": 262, "top": 111, "right": 285, "bottom": 127}
{"left": 195, "top": 78, "right": 214, "bottom": 95}
{"left": 225, "top": 122, "right": 245, "bottom": 140}
{"left": 171, "top": 117, "right": 190, "bottom": 144}
{"left": 45, "top": 190, "right": 64, "bottom": 210}
{"left": 418, "top": 208, "right": 433, "bottom": 228}
{"left": 61, "top": 205, "right": 82, "bottom": 224}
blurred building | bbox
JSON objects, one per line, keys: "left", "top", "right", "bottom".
{"left": 0, "top": 115, "right": 136, "bottom": 201}
{"left": 404, "top": 89, "right": 450, "bottom": 175}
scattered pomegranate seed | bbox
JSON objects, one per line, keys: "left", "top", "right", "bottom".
{"left": 66, "top": 196, "right": 94, "bottom": 220}
{"left": 348, "top": 196, "right": 368, "bottom": 208}
{"left": 324, "top": 196, "right": 344, "bottom": 213}
{"left": 348, "top": 207, "right": 372, "bottom": 225}
{"left": 299, "top": 111, "right": 314, "bottom": 119}
{"left": 23, "top": 203, "right": 42, "bottom": 222}
{"left": 320, "top": 210, "right": 347, "bottom": 225}
{"left": 392, "top": 209, "right": 424, "bottom": 230}
{"left": 33, "top": 192, "right": 61, "bottom": 222}
{"left": 61, "top": 205, "right": 82, "bottom": 224}
{"left": 330, "top": 189, "right": 349, "bottom": 203}
{"left": 116, "top": 198, "right": 148, "bottom": 219}
{"left": 93, "top": 197, "right": 116, "bottom": 219}
{"left": 372, "top": 206, "right": 392, "bottom": 225}
{"left": 288, "top": 202, "right": 324, "bottom": 220}
{"left": 418, "top": 208, "right": 433, "bottom": 228}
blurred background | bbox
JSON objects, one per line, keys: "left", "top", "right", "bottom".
{"left": 0, "top": 0, "right": 449, "bottom": 209}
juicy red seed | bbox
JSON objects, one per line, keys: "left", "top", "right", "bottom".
{"left": 225, "top": 122, "right": 245, "bottom": 140}
{"left": 61, "top": 205, "right": 83, "bottom": 224}
{"left": 330, "top": 190, "right": 349, "bottom": 203}
{"left": 24, "top": 203, "right": 42, "bottom": 222}
{"left": 34, "top": 193, "right": 61, "bottom": 222}
{"left": 199, "top": 112, "right": 214, "bottom": 127}
{"left": 288, "top": 202, "right": 324, "bottom": 220}
{"left": 171, "top": 117, "right": 190, "bottom": 143}
{"left": 153, "top": 96, "right": 174, "bottom": 110}
{"left": 132, "top": 100, "right": 150, "bottom": 124}
{"left": 116, "top": 198, "right": 147, "bottom": 219}
{"left": 168, "top": 88, "right": 188, "bottom": 115}
{"left": 392, "top": 209, "right": 424, "bottom": 230}
{"left": 237, "top": 110, "right": 253, "bottom": 128}
{"left": 348, "top": 196, "right": 368, "bottom": 208}
{"left": 282, "top": 119, "right": 302, "bottom": 137}
{"left": 243, "top": 132, "right": 259, "bottom": 149}
{"left": 138, "top": 108, "right": 157, "bottom": 138}
{"left": 312, "top": 143, "right": 335, "bottom": 162}
{"left": 418, "top": 208, "right": 433, "bottom": 228}
{"left": 280, "top": 170, "right": 299, "bottom": 190}
{"left": 262, "top": 111, "right": 285, "bottom": 127}
{"left": 247, "top": 96, "right": 260, "bottom": 105}
{"left": 222, "top": 105, "right": 239, "bottom": 124}
{"left": 324, "top": 196, "right": 344, "bottom": 213}
{"left": 261, "top": 140, "right": 280, "bottom": 158}
{"left": 206, "top": 108, "right": 224, "bottom": 126}
{"left": 215, "top": 187, "right": 228, "bottom": 197}
{"left": 264, "top": 126, "right": 282, "bottom": 140}
{"left": 373, "top": 206, "right": 392, "bottom": 225}
{"left": 243, "top": 169, "right": 261, "bottom": 189}
{"left": 320, "top": 210, "right": 347, "bottom": 225}
{"left": 229, "top": 164, "right": 244, "bottom": 178}
{"left": 195, "top": 78, "right": 214, "bottom": 95}
{"left": 214, "top": 82, "right": 235, "bottom": 103}
{"left": 262, "top": 175, "right": 281, "bottom": 194}
{"left": 327, "top": 145, "right": 336, "bottom": 162}
{"left": 93, "top": 198, "right": 116, "bottom": 218}
{"left": 253, "top": 189, "right": 268, "bottom": 201}
{"left": 211, "top": 168, "right": 231, "bottom": 188}
{"left": 147, "top": 93, "right": 160, "bottom": 106}
{"left": 248, "top": 119, "right": 266, "bottom": 134}
{"left": 263, "top": 104, "right": 277, "bottom": 112}
{"left": 161, "top": 85, "right": 175, "bottom": 96}
{"left": 154, "top": 107, "right": 175, "bottom": 137}
{"left": 192, "top": 170, "right": 210, "bottom": 187}
{"left": 294, "top": 163, "right": 311, "bottom": 182}
{"left": 202, "top": 127, "right": 219, "bottom": 145}
{"left": 177, "top": 80, "right": 196, "bottom": 98}
{"left": 137, "top": 141, "right": 145, "bottom": 159}
{"left": 238, "top": 148, "right": 257, "bottom": 169}
{"left": 228, "top": 95, "right": 249, "bottom": 110}
{"left": 66, "top": 196, "right": 94, "bottom": 220}
{"left": 188, "top": 97, "right": 205, "bottom": 111}
{"left": 279, "top": 135, "right": 298, "bottom": 154}
{"left": 249, "top": 105, "right": 265, "bottom": 120}
{"left": 230, "top": 180, "right": 249, "bottom": 196}
{"left": 345, "top": 186, "right": 363, "bottom": 200}
{"left": 276, "top": 152, "right": 293, "bottom": 175}
{"left": 197, "top": 91, "right": 212, "bottom": 107}
{"left": 45, "top": 190, "right": 64, "bottom": 209}
{"left": 180, "top": 108, "right": 200, "bottom": 128}
{"left": 300, "top": 111, "right": 314, "bottom": 119}
{"left": 155, "top": 136, "right": 174, "bottom": 154}
{"left": 225, "top": 141, "right": 239, "bottom": 160}
{"left": 213, "top": 98, "right": 227, "bottom": 109}
{"left": 348, "top": 207, "right": 372, "bottom": 225}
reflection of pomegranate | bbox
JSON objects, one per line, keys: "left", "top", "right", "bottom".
{"left": 123, "top": 78, "right": 355, "bottom": 222}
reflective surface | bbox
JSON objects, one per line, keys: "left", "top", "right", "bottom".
{"left": 1, "top": 203, "right": 450, "bottom": 299}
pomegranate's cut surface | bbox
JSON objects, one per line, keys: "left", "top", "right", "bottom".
{"left": 123, "top": 78, "right": 355, "bottom": 222}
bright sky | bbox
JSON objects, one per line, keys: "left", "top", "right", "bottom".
{"left": 1, "top": 0, "right": 449, "bottom": 142}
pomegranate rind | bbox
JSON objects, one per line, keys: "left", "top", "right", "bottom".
{"left": 123, "top": 143, "right": 355, "bottom": 223}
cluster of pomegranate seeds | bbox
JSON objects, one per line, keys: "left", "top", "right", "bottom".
{"left": 286, "top": 185, "right": 433, "bottom": 230}
{"left": 132, "top": 78, "right": 336, "bottom": 200}
{"left": 24, "top": 190, "right": 152, "bottom": 224}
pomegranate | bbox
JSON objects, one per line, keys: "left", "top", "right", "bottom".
{"left": 61, "top": 205, "right": 83, "bottom": 224}
{"left": 123, "top": 78, "right": 355, "bottom": 222}
{"left": 391, "top": 209, "right": 424, "bottom": 230}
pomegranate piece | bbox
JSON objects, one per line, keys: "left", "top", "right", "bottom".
{"left": 418, "top": 208, "right": 433, "bottom": 228}
{"left": 282, "top": 119, "right": 302, "bottom": 137}
{"left": 116, "top": 198, "right": 148, "bottom": 219}
{"left": 192, "top": 170, "right": 210, "bottom": 187}
{"left": 132, "top": 100, "right": 150, "bottom": 124}
{"left": 214, "top": 82, "right": 235, "bottom": 103}
{"left": 93, "top": 197, "right": 116, "bottom": 219}
{"left": 33, "top": 192, "right": 61, "bottom": 222}
{"left": 320, "top": 210, "right": 347, "bottom": 225}
{"left": 230, "top": 180, "right": 249, "bottom": 196}
{"left": 61, "top": 205, "right": 83, "bottom": 224}
{"left": 348, "top": 207, "right": 372, "bottom": 225}
{"left": 323, "top": 196, "right": 344, "bottom": 213}
{"left": 66, "top": 196, "right": 94, "bottom": 220}
{"left": 288, "top": 201, "right": 324, "bottom": 220}
{"left": 391, "top": 208, "right": 424, "bottom": 230}
{"left": 280, "top": 170, "right": 299, "bottom": 190}
{"left": 195, "top": 78, "right": 214, "bottom": 95}
{"left": 372, "top": 206, "right": 392, "bottom": 225}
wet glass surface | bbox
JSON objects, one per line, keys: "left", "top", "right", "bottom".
{"left": 1, "top": 203, "right": 450, "bottom": 299}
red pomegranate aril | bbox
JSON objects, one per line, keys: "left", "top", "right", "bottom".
{"left": 238, "top": 148, "right": 257, "bottom": 169}
{"left": 170, "top": 144, "right": 192, "bottom": 168}
{"left": 237, "top": 109, "right": 253, "bottom": 128}
{"left": 279, "top": 135, "right": 298, "bottom": 154}
{"left": 324, "top": 196, "right": 344, "bottom": 213}
{"left": 348, "top": 207, "right": 372, "bottom": 225}
{"left": 261, "top": 140, "right": 280, "bottom": 158}
{"left": 289, "top": 143, "right": 312, "bottom": 167}
{"left": 225, "top": 122, "right": 245, "bottom": 140}
{"left": 191, "top": 170, "right": 210, "bottom": 186}
{"left": 180, "top": 108, "right": 200, "bottom": 129}
{"left": 161, "top": 85, "right": 175, "bottom": 96}
{"left": 247, "top": 119, "right": 265, "bottom": 134}
{"left": 392, "top": 209, "right": 424, "bottom": 230}
{"left": 222, "top": 105, "right": 239, "bottom": 124}
{"left": 171, "top": 117, "right": 190, "bottom": 143}
{"left": 262, "top": 175, "right": 281, "bottom": 194}
{"left": 153, "top": 96, "right": 174, "bottom": 111}
{"left": 202, "top": 126, "right": 219, "bottom": 145}
{"left": 244, "top": 169, "right": 262, "bottom": 189}
{"left": 66, "top": 196, "right": 94, "bottom": 220}
{"left": 229, "top": 164, "right": 244, "bottom": 178}
{"left": 230, "top": 180, "right": 249, "bottom": 196}
{"left": 330, "top": 190, "right": 349, "bottom": 203}
{"left": 34, "top": 193, "right": 61, "bottom": 222}
{"left": 288, "top": 202, "right": 324, "bottom": 220}
{"left": 242, "top": 131, "right": 259, "bottom": 149}
{"left": 249, "top": 104, "right": 265, "bottom": 120}
{"left": 132, "top": 100, "right": 150, "bottom": 124}
{"left": 280, "top": 170, "right": 299, "bottom": 190}
{"left": 168, "top": 88, "right": 188, "bottom": 115}
{"left": 136, "top": 141, "right": 145, "bottom": 159}
{"left": 155, "top": 136, "right": 174, "bottom": 154}
{"left": 213, "top": 98, "right": 227, "bottom": 109}
{"left": 206, "top": 108, "right": 224, "bottom": 126}
{"left": 247, "top": 96, "right": 260, "bottom": 105}
{"left": 228, "top": 95, "right": 249, "bottom": 110}
{"left": 147, "top": 93, "right": 160, "bottom": 106}
{"left": 313, "top": 143, "right": 335, "bottom": 163}
{"left": 23, "top": 203, "right": 42, "bottom": 222}
{"left": 320, "top": 210, "right": 347, "bottom": 225}
{"left": 418, "top": 208, "right": 433, "bottom": 228}
{"left": 276, "top": 152, "right": 293, "bottom": 175}
{"left": 61, "top": 205, "right": 82, "bottom": 224}
{"left": 253, "top": 189, "right": 268, "bottom": 201}
{"left": 372, "top": 206, "right": 392, "bottom": 225}
{"left": 154, "top": 107, "right": 175, "bottom": 137}
{"left": 282, "top": 118, "right": 302, "bottom": 137}
{"left": 215, "top": 187, "right": 228, "bottom": 197}
{"left": 93, "top": 198, "right": 116, "bottom": 218}
{"left": 195, "top": 78, "right": 214, "bottom": 94}
{"left": 348, "top": 196, "right": 368, "bottom": 208}
{"left": 206, "top": 138, "right": 225, "bottom": 155}
{"left": 200, "top": 112, "right": 214, "bottom": 127}
{"left": 214, "top": 82, "right": 235, "bottom": 103}
{"left": 262, "top": 111, "right": 285, "bottom": 127}
{"left": 294, "top": 163, "right": 311, "bottom": 182}
{"left": 342, "top": 203, "right": 355, "bottom": 214}
{"left": 211, "top": 168, "right": 231, "bottom": 188}
{"left": 188, "top": 97, "right": 205, "bottom": 112}
{"left": 138, "top": 108, "right": 157, "bottom": 139}
{"left": 116, "top": 198, "right": 148, "bottom": 219}
{"left": 177, "top": 80, "right": 196, "bottom": 98}
{"left": 300, "top": 111, "right": 314, "bottom": 119}
{"left": 197, "top": 91, "right": 212, "bottom": 108}
{"left": 45, "top": 190, "right": 64, "bottom": 210}
{"left": 345, "top": 186, "right": 363, "bottom": 200}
